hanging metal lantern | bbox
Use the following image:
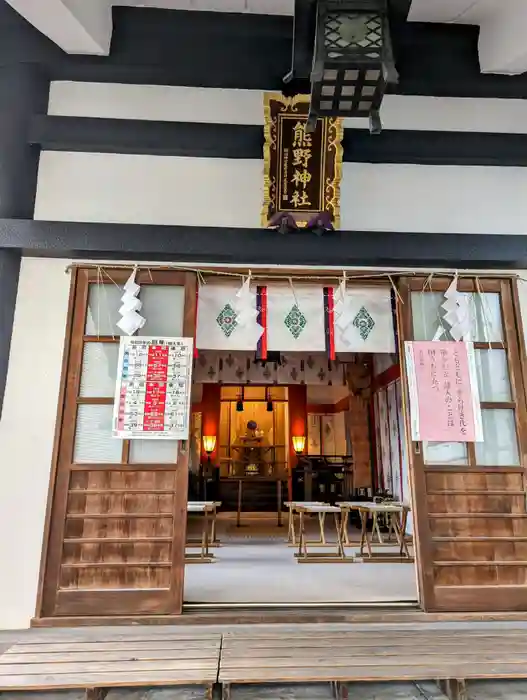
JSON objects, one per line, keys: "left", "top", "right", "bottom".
{"left": 286, "top": 0, "right": 398, "bottom": 134}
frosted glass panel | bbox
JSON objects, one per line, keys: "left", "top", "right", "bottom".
{"left": 474, "top": 349, "right": 511, "bottom": 402}
{"left": 423, "top": 441, "right": 468, "bottom": 465}
{"left": 470, "top": 293, "right": 503, "bottom": 342}
{"left": 74, "top": 404, "right": 122, "bottom": 463}
{"left": 476, "top": 409, "right": 520, "bottom": 466}
{"left": 85, "top": 283, "right": 185, "bottom": 337}
{"left": 85, "top": 284, "right": 124, "bottom": 336}
{"left": 138, "top": 286, "right": 185, "bottom": 337}
{"left": 411, "top": 292, "right": 446, "bottom": 341}
{"left": 80, "top": 343, "right": 120, "bottom": 397}
{"left": 411, "top": 292, "right": 503, "bottom": 342}
{"left": 129, "top": 439, "right": 179, "bottom": 464}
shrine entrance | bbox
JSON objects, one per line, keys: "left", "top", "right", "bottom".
{"left": 184, "top": 346, "right": 419, "bottom": 606}
{"left": 35, "top": 267, "right": 527, "bottom": 623}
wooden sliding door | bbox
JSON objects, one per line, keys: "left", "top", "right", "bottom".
{"left": 399, "top": 277, "right": 527, "bottom": 612}
{"left": 38, "top": 268, "right": 196, "bottom": 619}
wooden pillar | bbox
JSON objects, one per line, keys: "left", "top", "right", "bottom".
{"left": 200, "top": 384, "right": 221, "bottom": 463}
{"left": 288, "top": 384, "right": 307, "bottom": 500}
{"left": 0, "top": 64, "right": 49, "bottom": 417}
{"left": 348, "top": 395, "right": 372, "bottom": 490}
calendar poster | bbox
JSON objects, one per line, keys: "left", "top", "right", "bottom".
{"left": 112, "top": 337, "right": 193, "bottom": 440}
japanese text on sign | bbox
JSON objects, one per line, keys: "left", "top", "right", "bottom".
{"left": 112, "top": 336, "right": 193, "bottom": 440}
{"left": 262, "top": 93, "right": 343, "bottom": 227}
{"left": 405, "top": 341, "right": 482, "bottom": 443}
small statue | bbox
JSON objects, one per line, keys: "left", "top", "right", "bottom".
{"left": 233, "top": 421, "right": 269, "bottom": 476}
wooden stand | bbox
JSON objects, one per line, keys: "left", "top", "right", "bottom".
{"left": 185, "top": 502, "right": 218, "bottom": 563}
{"left": 186, "top": 501, "right": 221, "bottom": 548}
{"left": 357, "top": 503, "right": 414, "bottom": 563}
{"left": 285, "top": 501, "right": 326, "bottom": 546}
{"left": 294, "top": 504, "right": 352, "bottom": 563}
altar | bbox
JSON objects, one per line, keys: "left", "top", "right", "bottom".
{"left": 230, "top": 420, "right": 273, "bottom": 477}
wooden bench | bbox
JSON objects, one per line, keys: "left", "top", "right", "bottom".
{"left": 0, "top": 632, "right": 222, "bottom": 699}
{"left": 219, "top": 627, "right": 527, "bottom": 699}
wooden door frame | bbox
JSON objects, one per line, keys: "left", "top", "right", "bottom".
{"left": 396, "top": 277, "right": 435, "bottom": 609}
{"left": 36, "top": 267, "right": 197, "bottom": 620}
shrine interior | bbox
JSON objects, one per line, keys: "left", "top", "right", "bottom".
{"left": 184, "top": 349, "right": 418, "bottom": 606}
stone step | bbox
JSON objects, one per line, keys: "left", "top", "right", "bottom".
{"left": 0, "top": 683, "right": 441, "bottom": 700}
{"left": 5, "top": 680, "right": 527, "bottom": 700}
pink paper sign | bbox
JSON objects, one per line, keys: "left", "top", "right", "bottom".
{"left": 405, "top": 341, "right": 482, "bottom": 442}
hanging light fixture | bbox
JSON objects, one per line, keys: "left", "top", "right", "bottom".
{"left": 236, "top": 386, "right": 244, "bottom": 412}
{"left": 202, "top": 435, "right": 217, "bottom": 463}
{"left": 292, "top": 435, "right": 306, "bottom": 455}
{"left": 285, "top": 0, "right": 398, "bottom": 134}
{"left": 266, "top": 388, "right": 273, "bottom": 412}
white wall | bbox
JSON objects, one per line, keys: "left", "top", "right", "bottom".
{"left": 34, "top": 152, "right": 527, "bottom": 234}
{"left": 0, "top": 258, "right": 72, "bottom": 629}
{"left": 33, "top": 82, "right": 527, "bottom": 234}
{"left": 48, "top": 82, "right": 527, "bottom": 133}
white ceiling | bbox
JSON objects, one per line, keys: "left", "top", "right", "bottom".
{"left": 409, "top": 0, "right": 527, "bottom": 73}
{"left": 408, "top": 0, "right": 495, "bottom": 24}
{"left": 116, "top": 0, "right": 294, "bottom": 13}
{"left": 5, "top": 0, "right": 527, "bottom": 73}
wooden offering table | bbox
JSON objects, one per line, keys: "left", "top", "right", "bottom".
{"left": 293, "top": 456, "right": 353, "bottom": 503}
{"left": 355, "top": 502, "right": 413, "bottom": 562}
{"left": 294, "top": 504, "right": 350, "bottom": 563}
{"left": 223, "top": 476, "right": 285, "bottom": 528}
{"left": 185, "top": 502, "right": 220, "bottom": 564}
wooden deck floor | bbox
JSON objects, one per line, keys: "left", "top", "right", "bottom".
{"left": 2, "top": 623, "right": 527, "bottom": 697}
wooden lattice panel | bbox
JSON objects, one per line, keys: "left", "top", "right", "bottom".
{"left": 60, "top": 469, "right": 176, "bottom": 590}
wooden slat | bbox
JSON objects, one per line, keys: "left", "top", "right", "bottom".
{"left": 61, "top": 562, "right": 173, "bottom": 568}
{"left": 222, "top": 629, "right": 527, "bottom": 639}
{"left": 10, "top": 633, "right": 220, "bottom": 646}
{"left": 221, "top": 636, "right": 527, "bottom": 649}
{"left": 3, "top": 650, "right": 220, "bottom": 663}
{"left": 220, "top": 656, "right": 527, "bottom": 671}
{"left": 0, "top": 660, "right": 218, "bottom": 674}
{"left": 218, "top": 664, "right": 527, "bottom": 683}
{"left": 5, "top": 643, "right": 220, "bottom": 656}
{"left": 221, "top": 647, "right": 527, "bottom": 659}
{"left": 63, "top": 538, "right": 173, "bottom": 544}
{"left": 0, "top": 670, "right": 217, "bottom": 689}
{"left": 65, "top": 513, "right": 174, "bottom": 519}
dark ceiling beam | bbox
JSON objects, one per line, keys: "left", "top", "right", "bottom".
{"left": 3, "top": 3, "right": 527, "bottom": 99}
{"left": 29, "top": 115, "right": 527, "bottom": 167}
{"left": 1, "top": 219, "right": 526, "bottom": 269}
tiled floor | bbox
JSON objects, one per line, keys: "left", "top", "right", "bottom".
{"left": 184, "top": 541, "right": 417, "bottom": 604}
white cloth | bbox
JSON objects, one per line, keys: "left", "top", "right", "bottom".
{"left": 267, "top": 284, "right": 326, "bottom": 352}
{"left": 334, "top": 287, "right": 396, "bottom": 353}
{"left": 196, "top": 283, "right": 263, "bottom": 350}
